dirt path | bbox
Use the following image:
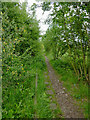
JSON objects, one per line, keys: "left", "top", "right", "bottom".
{"left": 45, "top": 56, "right": 84, "bottom": 118}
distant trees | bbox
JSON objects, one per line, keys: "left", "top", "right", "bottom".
{"left": 42, "top": 2, "right": 89, "bottom": 83}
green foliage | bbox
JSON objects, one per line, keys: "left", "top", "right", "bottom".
{"left": 2, "top": 1, "right": 89, "bottom": 118}
{"left": 2, "top": 2, "right": 40, "bottom": 64}
{"left": 3, "top": 54, "right": 35, "bottom": 118}
{"left": 42, "top": 2, "right": 89, "bottom": 82}
{"left": 50, "top": 56, "right": 88, "bottom": 118}
{"left": 2, "top": 51, "right": 58, "bottom": 118}
{"left": 2, "top": 2, "right": 57, "bottom": 118}
{"left": 42, "top": 2, "right": 51, "bottom": 11}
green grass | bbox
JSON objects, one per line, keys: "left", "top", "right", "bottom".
{"left": 2, "top": 52, "right": 62, "bottom": 118}
{"left": 2, "top": 54, "right": 36, "bottom": 118}
{"left": 47, "top": 54, "right": 88, "bottom": 118}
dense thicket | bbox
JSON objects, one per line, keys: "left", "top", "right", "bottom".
{"left": 2, "top": 2, "right": 42, "bottom": 118}
{"left": 2, "top": 3, "right": 61, "bottom": 118}
{"left": 2, "top": 2, "right": 40, "bottom": 65}
{"left": 42, "top": 2, "right": 89, "bottom": 83}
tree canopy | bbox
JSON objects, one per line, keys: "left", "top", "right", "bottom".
{"left": 42, "top": 2, "right": 89, "bottom": 83}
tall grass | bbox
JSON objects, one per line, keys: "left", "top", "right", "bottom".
{"left": 2, "top": 53, "right": 58, "bottom": 118}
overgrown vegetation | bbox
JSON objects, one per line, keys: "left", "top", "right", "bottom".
{"left": 3, "top": 52, "right": 57, "bottom": 118}
{"left": 2, "top": 2, "right": 59, "bottom": 118}
{"left": 41, "top": 2, "right": 89, "bottom": 118}
{"left": 42, "top": 2, "right": 89, "bottom": 83}
{"left": 1, "top": 1, "right": 89, "bottom": 119}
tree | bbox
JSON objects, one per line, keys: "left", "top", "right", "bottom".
{"left": 2, "top": 2, "right": 40, "bottom": 66}
{"left": 42, "top": 2, "right": 89, "bottom": 83}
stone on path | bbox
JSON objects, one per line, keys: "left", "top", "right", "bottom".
{"left": 47, "top": 90, "right": 53, "bottom": 95}
{"left": 50, "top": 103, "right": 57, "bottom": 110}
{"left": 45, "top": 82, "right": 49, "bottom": 85}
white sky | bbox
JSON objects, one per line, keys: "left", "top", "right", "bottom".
{"left": 26, "top": 0, "right": 50, "bottom": 35}
{"left": 19, "top": 0, "right": 89, "bottom": 35}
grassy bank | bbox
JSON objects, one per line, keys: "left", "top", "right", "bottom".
{"left": 2, "top": 52, "right": 58, "bottom": 118}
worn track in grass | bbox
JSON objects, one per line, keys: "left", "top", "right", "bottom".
{"left": 45, "top": 56, "right": 84, "bottom": 118}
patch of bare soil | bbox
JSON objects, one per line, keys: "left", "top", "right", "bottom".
{"left": 45, "top": 56, "right": 85, "bottom": 118}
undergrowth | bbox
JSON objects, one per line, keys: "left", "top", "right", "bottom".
{"left": 2, "top": 53, "right": 57, "bottom": 118}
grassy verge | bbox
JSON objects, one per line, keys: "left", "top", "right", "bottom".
{"left": 2, "top": 52, "right": 61, "bottom": 118}
{"left": 32, "top": 55, "right": 54, "bottom": 118}
{"left": 46, "top": 53, "right": 88, "bottom": 118}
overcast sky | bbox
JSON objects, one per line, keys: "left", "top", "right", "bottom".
{"left": 26, "top": 0, "right": 50, "bottom": 35}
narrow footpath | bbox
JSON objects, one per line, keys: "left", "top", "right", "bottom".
{"left": 45, "top": 56, "right": 84, "bottom": 118}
